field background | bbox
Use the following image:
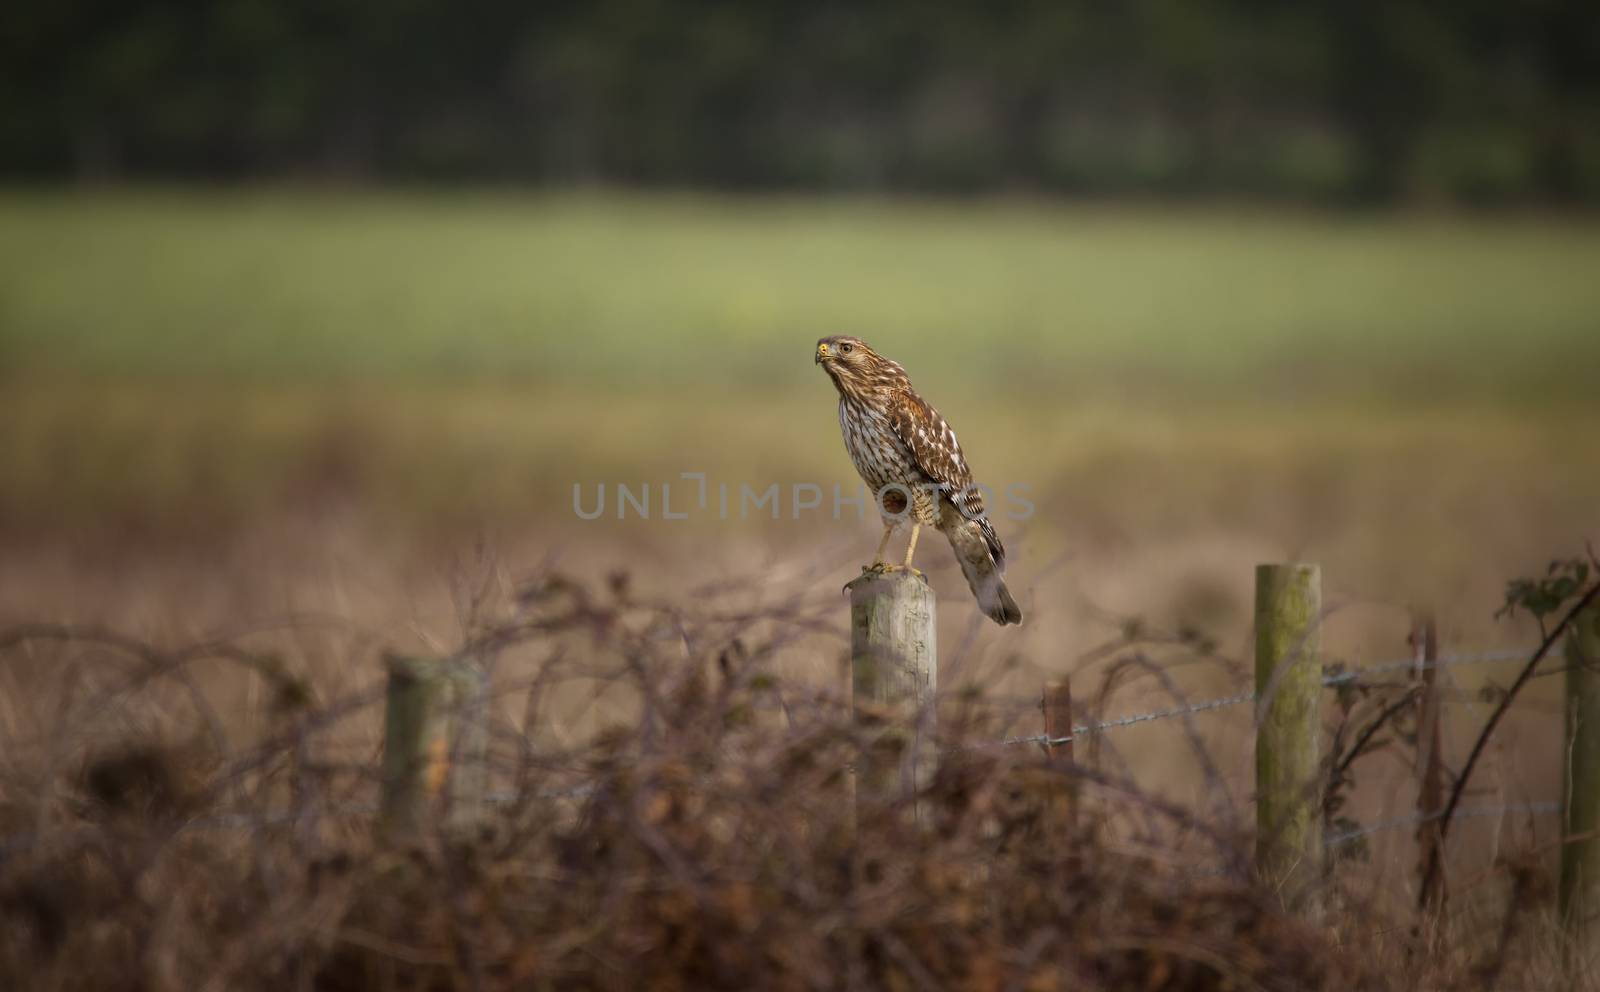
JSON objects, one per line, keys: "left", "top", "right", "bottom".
{"left": 2, "top": 192, "right": 1597, "bottom": 849}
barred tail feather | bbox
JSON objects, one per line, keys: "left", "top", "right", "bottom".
{"left": 940, "top": 507, "right": 1022, "bottom": 626}
{"left": 979, "top": 516, "right": 1006, "bottom": 572}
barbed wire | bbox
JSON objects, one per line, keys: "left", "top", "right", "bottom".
{"left": 0, "top": 647, "right": 1556, "bottom": 853}
{"left": 1322, "top": 649, "right": 1536, "bottom": 685}
{"left": 988, "top": 647, "right": 1547, "bottom": 748}
{"left": 983, "top": 690, "right": 1259, "bottom": 750}
{"left": 1325, "top": 801, "right": 1563, "bottom": 848}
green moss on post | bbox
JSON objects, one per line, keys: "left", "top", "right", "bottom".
{"left": 847, "top": 569, "right": 937, "bottom": 809}
{"left": 1562, "top": 609, "right": 1600, "bottom": 946}
{"left": 379, "top": 654, "right": 488, "bottom": 842}
{"left": 1255, "top": 563, "right": 1323, "bottom": 906}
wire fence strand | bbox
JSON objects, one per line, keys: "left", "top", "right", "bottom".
{"left": 1325, "top": 801, "right": 1563, "bottom": 848}
{"left": 991, "top": 647, "right": 1546, "bottom": 748}
{"left": 0, "top": 646, "right": 1555, "bottom": 851}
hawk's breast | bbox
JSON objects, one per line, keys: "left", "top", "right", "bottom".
{"left": 839, "top": 397, "right": 929, "bottom": 501}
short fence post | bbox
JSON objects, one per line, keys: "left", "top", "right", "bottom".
{"left": 378, "top": 654, "right": 488, "bottom": 841}
{"left": 848, "top": 570, "right": 937, "bottom": 814}
{"left": 1042, "top": 678, "right": 1077, "bottom": 831}
{"left": 1561, "top": 608, "right": 1600, "bottom": 948}
{"left": 1254, "top": 562, "right": 1323, "bottom": 907}
{"left": 1412, "top": 611, "right": 1446, "bottom": 915}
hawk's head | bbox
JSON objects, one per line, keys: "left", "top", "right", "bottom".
{"left": 816, "top": 336, "right": 905, "bottom": 400}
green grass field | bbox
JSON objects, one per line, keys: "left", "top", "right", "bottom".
{"left": 4, "top": 191, "right": 1600, "bottom": 396}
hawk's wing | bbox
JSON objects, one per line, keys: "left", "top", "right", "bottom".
{"left": 889, "top": 392, "right": 1005, "bottom": 568}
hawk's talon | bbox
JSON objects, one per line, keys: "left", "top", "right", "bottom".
{"left": 862, "top": 563, "right": 924, "bottom": 579}
{"left": 848, "top": 561, "right": 893, "bottom": 592}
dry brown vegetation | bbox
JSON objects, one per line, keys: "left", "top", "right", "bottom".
{"left": 0, "top": 556, "right": 1591, "bottom": 992}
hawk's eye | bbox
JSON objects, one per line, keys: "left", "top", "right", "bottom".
{"left": 841, "top": 343, "right": 854, "bottom": 354}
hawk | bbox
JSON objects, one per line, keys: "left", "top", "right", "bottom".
{"left": 816, "top": 336, "right": 1022, "bottom": 626}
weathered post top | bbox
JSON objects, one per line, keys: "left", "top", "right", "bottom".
{"left": 848, "top": 569, "right": 937, "bottom": 707}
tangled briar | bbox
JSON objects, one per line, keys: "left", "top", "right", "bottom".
{"left": 0, "top": 573, "right": 1442, "bottom": 990}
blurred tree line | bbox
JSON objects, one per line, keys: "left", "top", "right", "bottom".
{"left": 4, "top": 0, "right": 1598, "bottom": 203}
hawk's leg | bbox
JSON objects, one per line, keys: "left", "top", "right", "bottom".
{"left": 854, "top": 521, "right": 900, "bottom": 587}
{"left": 870, "top": 520, "right": 897, "bottom": 567}
{"left": 863, "top": 521, "right": 924, "bottom": 579}
{"left": 851, "top": 518, "right": 902, "bottom": 588}
{"left": 902, "top": 521, "right": 922, "bottom": 568}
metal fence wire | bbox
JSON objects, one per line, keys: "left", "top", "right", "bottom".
{"left": 992, "top": 647, "right": 1543, "bottom": 749}
{"left": 0, "top": 646, "right": 1563, "bottom": 853}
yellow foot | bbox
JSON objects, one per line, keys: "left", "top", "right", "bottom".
{"left": 845, "top": 563, "right": 924, "bottom": 593}
{"left": 864, "top": 563, "right": 924, "bottom": 579}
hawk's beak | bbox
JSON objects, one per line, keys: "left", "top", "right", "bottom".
{"left": 816, "top": 343, "right": 830, "bottom": 364}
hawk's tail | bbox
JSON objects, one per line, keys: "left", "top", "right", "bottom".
{"left": 939, "top": 507, "right": 1022, "bottom": 626}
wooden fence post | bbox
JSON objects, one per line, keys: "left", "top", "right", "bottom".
{"left": 379, "top": 654, "right": 488, "bottom": 841}
{"left": 1255, "top": 562, "right": 1323, "bottom": 906}
{"left": 1042, "top": 678, "right": 1077, "bottom": 830}
{"left": 1561, "top": 608, "right": 1600, "bottom": 947}
{"left": 1412, "top": 611, "right": 1446, "bottom": 915}
{"left": 848, "top": 570, "right": 937, "bottom": 812}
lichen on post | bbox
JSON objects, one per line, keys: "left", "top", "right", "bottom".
{"left": 1254, "top": 562, "right": 1323, "bottom": 906}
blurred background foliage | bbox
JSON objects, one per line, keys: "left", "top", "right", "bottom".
{"left": 5, "top": 0, "right": 1600, "bottom": 204}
